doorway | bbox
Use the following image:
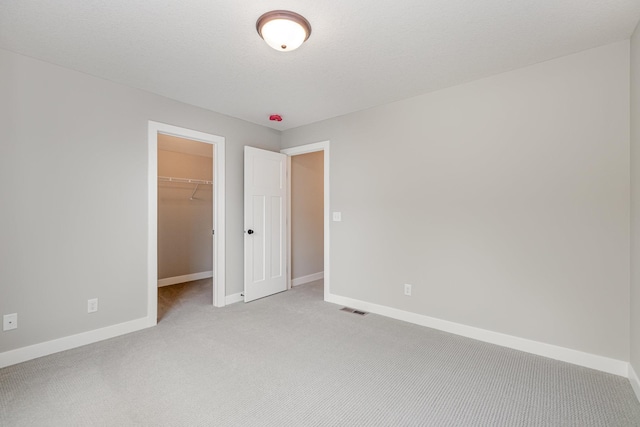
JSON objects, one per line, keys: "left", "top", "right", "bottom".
{"left": 290, "top": 151, "right": 324, "bottom": 289}
{"left": 148, "top": 121, "right": 226, "bottom": 325}
{"left": 281, "top": 141, "right": 331, "bottom": 301}
{"left": 157, "top": 135, "right": 213, "bottom": 318}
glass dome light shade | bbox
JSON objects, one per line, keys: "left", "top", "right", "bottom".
{"left": 257, "top": 11, "right": 311, "bottom": 52}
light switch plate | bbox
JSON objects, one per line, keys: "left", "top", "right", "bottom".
{"left": 3, "top": 313, "right": 17, "bottom": 331}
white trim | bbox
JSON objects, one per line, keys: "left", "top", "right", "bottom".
{"left": 281, "top": 141, "right": 326, "bottom": 156}
{"left": 0, "top": 316, "right": 154, "bottom": 369}
{"left": 213, "top": 138, "right": 226, "bottom": 308}
{"left": 292, "top": 272, "right": 324, "bottom": 287}
{"left": 326, "top": 292, "right": 628, "bottom": 377}
{"left": 285, "top": 155, "right": 292, "bottom": 290}
{"left": 281, "top": 141, "right": 331, "bottom": 302}
{"left": 148, "top": 121, "right": 226, "bottom": 310}
{"left": 157, "top": 271, "right": 213, "bottom": 287}
{"left": 630, "top": 364, "right": 640, "bottom": 403}
{"left": 147, "top": 124, "right": 159, "bottom": 325}
{"left": 225, "top": 293, "right": 244, "bottom": 305}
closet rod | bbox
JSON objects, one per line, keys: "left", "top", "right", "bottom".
{"left": 158, "top": 176, "right": 213, "bottom": 185}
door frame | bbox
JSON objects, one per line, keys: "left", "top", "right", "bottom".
{"left": 281, "top": 141, "right": 330, "bottom": 301}
{"left": 148, "top": 121, "right": 226, "bottom": 322}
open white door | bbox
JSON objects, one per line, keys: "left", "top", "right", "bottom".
{"left": 244, "top": 147, "right": 287, "bottom": 302}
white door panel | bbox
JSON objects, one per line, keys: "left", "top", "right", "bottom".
{"left": 244, "top": 147, "right": 287, "bottom": 302}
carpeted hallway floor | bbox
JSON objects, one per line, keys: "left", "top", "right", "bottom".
{"left": 1, "top": 279, "right": 639, "bottom": 426}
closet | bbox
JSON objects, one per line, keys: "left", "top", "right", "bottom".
{"left": 157, "top": 135, "right": 214, "bottom": 290}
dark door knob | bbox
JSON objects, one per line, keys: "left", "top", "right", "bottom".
{"left": 247, "top": 229, "right": 254, "bottom": 235}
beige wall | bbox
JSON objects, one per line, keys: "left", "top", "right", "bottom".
{"left": 282, "top": 41, "right": 631, "bottom": 360}
{"left": 291, "top": 151, "right": 324, "bottom": 279}
{"left": 631, "top": 22, "right": 640, "bottom": 375}
{"left": 158, "top": 146, "right": 213, "bottom": 279}
{"left": 0, "top": 48, "right": 280, "bottom": 353}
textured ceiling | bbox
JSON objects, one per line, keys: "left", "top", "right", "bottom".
{"left": 2, "top": 1, "right": 640, "bottom": 130}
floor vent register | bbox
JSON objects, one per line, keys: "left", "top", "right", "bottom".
{"left": 340, "top": 307, "right": 368, "bottom": 316}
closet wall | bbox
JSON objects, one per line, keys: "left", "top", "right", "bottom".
{"left": 291, "top": 151, "right": 324, "bottom": 281}
{"left": 158, "top": 135, "right": 213, "bottom": 281}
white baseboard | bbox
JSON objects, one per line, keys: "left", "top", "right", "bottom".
{"left": 292, "top": 271, "right": 324, "bottom": 287}
{"left": 326, "top": 293, "right": 628, "bottom": 377}
{"left": 225, "top": 292, "right": 243, "bottom": 305}
{"left": 630, "top": 364, "right": 640, "bottom": 403}
{"left": 158, "top": 271, "right": 213, "bottom": 287}
{"left": 0, "top": 315, "right": 156, "bottom": 369}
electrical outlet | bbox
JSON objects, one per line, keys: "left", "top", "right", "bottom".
{"left": 404, "top": 284, "right": 412, "bottom": 296}
{"left": 332, "top": 212, "right": 342, "bottom": 222}
{"left": 3, "top": 313, "right": 17, "bottom": 331}
{"left": 88, "top": 298, "right": 98, "bottom": 313}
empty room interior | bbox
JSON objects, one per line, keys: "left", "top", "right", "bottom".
{"left": 3, "top": 1, "right": 640, "bottom": 425}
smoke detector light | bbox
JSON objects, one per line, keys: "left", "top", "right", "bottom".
{"left": 256, "top": 10, "right": 311, "bottom": 52}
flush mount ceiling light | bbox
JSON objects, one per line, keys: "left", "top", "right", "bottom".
{"left": 256, "top": 10, "right": 311, "bottom": 52}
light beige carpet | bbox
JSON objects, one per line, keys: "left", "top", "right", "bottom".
{"left": 1, "top": 279, "right": 639, "bottom": 426}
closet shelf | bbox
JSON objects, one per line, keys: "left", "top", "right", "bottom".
{"left": 158, "top": 176, "right": 212, "bottom": 185}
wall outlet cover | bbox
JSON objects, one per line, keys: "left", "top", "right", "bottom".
{"left": 404, "top": 284, "right": 412, "bottom": 296}
{"left": 88, "top": 298, "right": 98, "bottom": 313}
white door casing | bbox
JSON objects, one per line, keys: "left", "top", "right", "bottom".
{"left": 148, "top": 121, "right": 226, "bottom": 317}
{"left": 244, "top": 147, "right": 287, "bottom": 302}
{"left": 281, "top": 141, "right": 330, "bottom": 301}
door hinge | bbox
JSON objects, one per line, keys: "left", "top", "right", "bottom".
{"left": 212, "top": 229, "right": 215, "bottom": 235}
